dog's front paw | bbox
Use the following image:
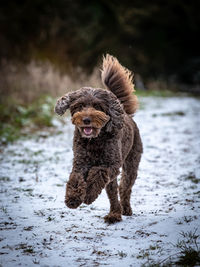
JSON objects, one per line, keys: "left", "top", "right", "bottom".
{"left": 121, "top": 205, "right": 132, "bottom": 216}
{"left": 65, "top": 172, "right": 86, "bottom": 209}
{"left": 104, "top": 212, "right": 122, "bottom": 224}
{"left": 84, "top": 168, "right": 109, "bottom": 205}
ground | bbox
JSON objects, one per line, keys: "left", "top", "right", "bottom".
{"left": 0, "top": 96, "right": 200, "bottom": 267}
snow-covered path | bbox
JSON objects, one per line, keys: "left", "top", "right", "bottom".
{"left": 0, "top": 96, "right": 200, "bottom": 267}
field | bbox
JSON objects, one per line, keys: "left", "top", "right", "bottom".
{"left": 0, "top": 95, "right": 200, "bottom": 267}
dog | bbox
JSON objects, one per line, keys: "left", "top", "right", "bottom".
{"left": 55, "top": 54, "right": 143, "bottom": 223}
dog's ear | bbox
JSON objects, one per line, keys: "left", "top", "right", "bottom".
{"left": 54, "top": 91, "right": 77, "bottom": 115}
{"left": 106, "top": 94, "right": 124, "bottom": 134}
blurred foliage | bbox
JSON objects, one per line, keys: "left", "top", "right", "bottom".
{"left": 0, "top": 96, "right": 56, "bottom": 144}
{"left": 0, "top": 0, "right": 200, "bottom": 86}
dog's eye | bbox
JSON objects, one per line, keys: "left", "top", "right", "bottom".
{"left": 71, "top": 103, "right": 84, "bottom": 114}
{"left": 78, "top": 104, "right": 83, "bottom": 109}
{"left": 93, "top": 103, "right": 103, "bottom": 111}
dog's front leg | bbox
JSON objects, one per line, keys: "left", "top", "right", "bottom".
{"left": 83, "top": 165, "right": 120, "bottom": 205}
{"left": 65, "top": 172, "right": 87, "bottom": 209}
{"left": 83, "top": 167, "right": 109, "bottom": 205}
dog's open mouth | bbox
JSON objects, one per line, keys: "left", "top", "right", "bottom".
{"left": 80, "top": 126, "right": 100, "bottom": 138}
{"left": 83, "top": 127, "right": 93, "bottom": 136}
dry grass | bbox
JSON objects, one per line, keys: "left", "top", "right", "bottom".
{"left": 0, "top": 60, "right": 102, "bottom": 104}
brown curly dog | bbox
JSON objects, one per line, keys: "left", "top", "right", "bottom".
{"left": 55, "top": 54, "right": 143, "bottom": 223}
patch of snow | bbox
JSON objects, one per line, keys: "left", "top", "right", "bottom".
{"left": 0, "top": 96, "right": 200, "bottom": 266}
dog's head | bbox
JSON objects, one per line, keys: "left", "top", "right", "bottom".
{"left": 55, "top": 87, "right": 124, "bottom": 138}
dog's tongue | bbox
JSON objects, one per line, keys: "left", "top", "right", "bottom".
{"left": 84, "top": 127, "right": 93, "bottom": 135}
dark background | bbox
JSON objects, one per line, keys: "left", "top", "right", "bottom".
{"left": 0, "top": 0, "right": 200, "bottom": 90}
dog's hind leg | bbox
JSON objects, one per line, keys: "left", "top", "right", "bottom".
{"left": 119, "top": 148, "right": 141, "bottom": 216}
{"left": 119, "top": 126, "right": 142, "bottom": 216}
{"left": 104, "top": 178, "right": 122, "bottom": 223}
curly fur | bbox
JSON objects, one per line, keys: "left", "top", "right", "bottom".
{"left": 55, "top": 54, "right": 143, "bottom": 223}
{"left": 101, "top": 54, "right": 138, "bottom": 114}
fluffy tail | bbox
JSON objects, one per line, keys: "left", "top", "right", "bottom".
{"left": 101, "top": 54, "right": 138, "bottom": 115}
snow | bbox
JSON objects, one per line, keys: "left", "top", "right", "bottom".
{"left": 0, "top": 96, "right": 200, "bottom": 267}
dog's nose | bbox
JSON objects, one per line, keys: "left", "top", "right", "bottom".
{"left": 83, "top": 117, "right": 91, "bottom": 125}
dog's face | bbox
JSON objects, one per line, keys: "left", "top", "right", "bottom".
{"left": 55, "top": 87, "right": 124, "bottom": 138}
{"left": 71, "top": 105, "right": 110, "bottom": 138}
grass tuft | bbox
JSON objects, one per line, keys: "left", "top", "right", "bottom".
{"left": 142, "top": 229, "right": 200, "bottom": 267}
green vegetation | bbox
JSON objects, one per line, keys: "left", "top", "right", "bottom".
{"left": 15, "top": 243, "right": 36, "bottom": 255}
{"left": 0, "top": 96, "right": 56, "bottom": 145}
{"left": 142, "top": 229, "right": 200, "bottom": 267}
{"left": 118, "top": 251, "right": 128, "bottom": 258}
{"left": 185, "top": 173, "right": 200, "bottom": 184}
